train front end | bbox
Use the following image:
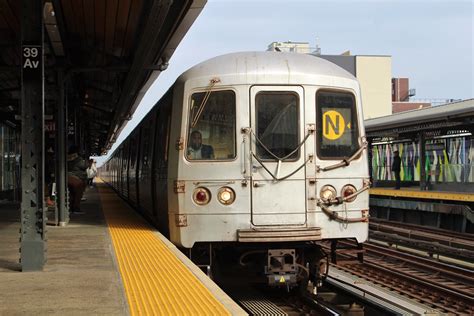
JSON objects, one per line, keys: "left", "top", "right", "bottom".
{"left": 167, "top": 52, "right": 370, "bottom": 289}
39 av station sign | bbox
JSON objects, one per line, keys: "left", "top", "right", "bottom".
{"left": 22, "top": 45, "right": 42, "bottom": 81}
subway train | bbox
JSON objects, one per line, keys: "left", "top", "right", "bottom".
{"left": 100, "top": 51, "right": 370, "bottom": 290}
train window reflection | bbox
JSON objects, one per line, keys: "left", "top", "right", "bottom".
{"left": 256, "top": 92, "right": 299, "bottom": 160}
{"left": 316, "top": 91, "right": 359, "bottom": 159}
{"left": 187, "top": 90, "right": 236, "bottom": 161}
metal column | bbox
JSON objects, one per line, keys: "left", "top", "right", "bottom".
{"left": 419, "top": 131, "right": 427, "bottom": 191}
{"left": 367, "top": 138, "right": 373, "bottom": 183}
{"left": 57, "top": 71, "right": 69, "bottom": 226}
{"left": 20, "top": 0, "right": 46, "bottom": 271}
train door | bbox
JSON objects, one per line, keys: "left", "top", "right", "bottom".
{"left": 250, "top": 86, "right": 307, "bottom": 226}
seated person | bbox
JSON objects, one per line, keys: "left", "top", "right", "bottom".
{"left": 187, "top": 130, "right": 214, "bottom": 160}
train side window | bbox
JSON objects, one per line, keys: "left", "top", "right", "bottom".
{"left": 141, "top": 125, "right": 150, "bottom": 167}
{"left": 187, "top": 90, "right": 236, "bottom": 161}
{"left": 255, "top": 92, "right": 299, "bottom": 160}
{"left": 316, "top": 91, "right": 359, "bottom": 159}
{"left": 129, "top": 133, "right": 137, "bottom": 169}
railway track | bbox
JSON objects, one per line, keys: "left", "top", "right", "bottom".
{"left": 370, "top": 218, "right": 474, "bottom": 242}
{"left": 369, "top": 218, "right": 474, "bottom": 261}
{"left": 326, "top": 241, "right": 474, "bottom": 315}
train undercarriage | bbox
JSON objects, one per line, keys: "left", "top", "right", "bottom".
{"left": 184, "top": 239, "right": 364, "bottom": 294}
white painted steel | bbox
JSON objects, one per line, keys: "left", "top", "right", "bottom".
{"left": 164, "top": 52, "right": 370, "bottom": 247}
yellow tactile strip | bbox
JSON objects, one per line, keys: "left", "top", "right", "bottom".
{"left": 97, "top": 185, "right": 231, "bottom": 316}
{"left": 370, "top": 188, "right": 474, "bottom": 202}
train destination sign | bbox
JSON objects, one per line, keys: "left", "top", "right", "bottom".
{"left": 323, "top": 110, "right": 347, "bottom": 140}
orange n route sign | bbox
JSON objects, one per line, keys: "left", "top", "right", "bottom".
{"left": 323, "top": 110, "right": 345, "bottom": 140}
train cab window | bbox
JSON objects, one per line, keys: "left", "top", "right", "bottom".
{"left": 256, "top": 92, "right": 299, "bottom": 160}
{"left": 187, "top": 90, "right": 236, "bottom": 161}
{"left": 316, "top": 91, "right": 359, "bottom": 159}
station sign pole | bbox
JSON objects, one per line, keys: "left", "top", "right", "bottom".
{"left": 57, "top": 70, "right": 69, "bottom": 226}
{"left": 20, "top": 0, "right": 46, "bottom": 271}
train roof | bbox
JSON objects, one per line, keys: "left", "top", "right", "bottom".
{"left": 177, "top": 51, "right": 358, "bottom": 85}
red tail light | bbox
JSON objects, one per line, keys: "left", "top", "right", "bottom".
{"left": 193, "top": 187, "right": 211, "bottom": 205}
{"left": 341, "top": 185, "right": 357, "bottom": 202}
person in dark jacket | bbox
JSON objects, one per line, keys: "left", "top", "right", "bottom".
{"left": 187, "top": 130, "right": 214, "bottom": 160}
{"left": 67, "top": 145, "right": 88, "bottom": 214}
{"left": 391, "top": 150, "right": 401, "bottom": 189}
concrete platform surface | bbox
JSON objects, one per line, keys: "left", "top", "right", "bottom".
{"left": 0, "top": 187, "right": 128, "bottom": 315}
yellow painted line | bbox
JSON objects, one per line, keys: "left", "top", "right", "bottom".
{"left": 97, "top": 184, "right": 231, "bottom": 316}
{"left": 369, "top": 188, "right": 474, "bottom": 202}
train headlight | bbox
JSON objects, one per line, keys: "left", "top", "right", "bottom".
{"left": 341, "top": 185, "right": 357, "bottom": 202}
{"left": 320, "top": 185, "right": 336, "bottom": 201}
{"left": 217, "top": 187, "right": 235, "bottom": 205}
{"left": 193, "top": 187, "right": 211, "bottom": 205}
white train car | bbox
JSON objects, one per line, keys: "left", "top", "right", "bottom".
{"left": 102, "top": 51, "right": 370, "bottom": 289}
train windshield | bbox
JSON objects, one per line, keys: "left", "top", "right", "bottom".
{"left": 187, "top": 90, "right": 236, "bottom": 160}
{"left": 316, "top": 91, "right": 359, "bottom": 159}
{"left": 256, "top": 92, "right": 299, "bottom": 160}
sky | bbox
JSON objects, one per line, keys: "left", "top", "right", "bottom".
{"left": 95, "top": 0, "right": 473, "bottom": 164}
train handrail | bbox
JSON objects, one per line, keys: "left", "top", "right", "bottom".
{"left": 242, "top": 128, "right": 251, "bottom": 178}
{"left": 317, "top": 181, "right": 371, "bottom": 223}
{"left": 317, "top": 138, "right": 368, "bottom": 172}
{"left": 319, "top": 204, "right": 368, "bottom": 223}
{"left": 320, "top": 180, "right": 371, "bottom": 206}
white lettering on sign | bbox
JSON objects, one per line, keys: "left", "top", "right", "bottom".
{"left": 23, "top": 47, "right": 39, "bottom": 58}
{"left": 23, "top": 47, "right": 40, "bottom": 69}
{"left": 23, "top": 59, "right": 39, "bottom": 68}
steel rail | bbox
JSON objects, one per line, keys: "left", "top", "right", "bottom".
{"left": 362, "top": 242, "right": 474, "bottom": 284}
{"left": 335, "top": 262, "right": 472, "bottom": 314}
{"left": 369, "top": 230, "right": 474, "bottom": 261}
{"left": 370, "top": 220, "right": 474, "bottom": 249}
{"left": 323, "top": 241, "right": 474, "bottom": 314}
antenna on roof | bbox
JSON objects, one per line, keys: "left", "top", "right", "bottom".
{"left": 313, "top": 37, "right": 321, "bottom": 55}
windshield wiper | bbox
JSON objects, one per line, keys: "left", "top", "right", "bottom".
{"left": 191, "top": 78, "right": 220, "bottom": 128}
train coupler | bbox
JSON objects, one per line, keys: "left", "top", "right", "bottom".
{"left": 265, "top": 249, "right": 298, "bottom": 289}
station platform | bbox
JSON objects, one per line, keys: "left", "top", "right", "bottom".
{"left": 370, "top": 187, "right": 474, "bottom": 202}
{"left": 0, "top": 182, "right": 245, "bottom": 315}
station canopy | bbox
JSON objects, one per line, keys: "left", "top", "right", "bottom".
{"left": 0, "top": 0, "right": 205, "bottom": 154}
{"left": 365, "top": 99, "right": 474, "bottom": 139}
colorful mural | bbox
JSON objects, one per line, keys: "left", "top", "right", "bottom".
{"left": 371, "top": 137, "right": 474, "bottom": 183}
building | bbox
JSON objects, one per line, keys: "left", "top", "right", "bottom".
{"left": 392, "top": 78, "right": 431, "bottom": 113}
{"left": 319, "top": 54, "right": 392, "bottom": 119}
{"left": 267, "top": 41, "right": 319, "bottom": 54}
{"left": 267, "top": 41, "right": 392, "bottom": 119}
